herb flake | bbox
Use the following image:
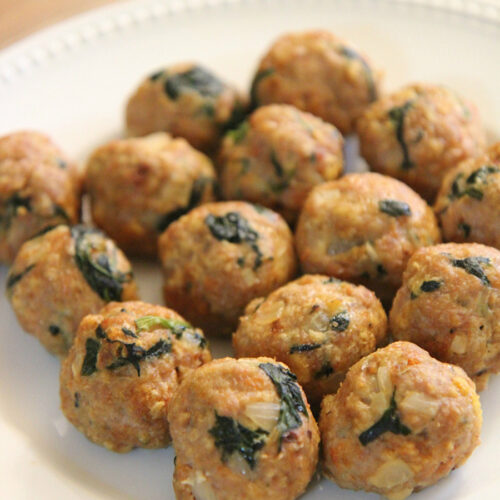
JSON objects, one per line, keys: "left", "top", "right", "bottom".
{"left": 81, "top": 338, "right": 100, "bottom": 376}
{"left": 209, "top": 412, "right": 268, "bottom": 469}
{"left": 6, "top": 263, "right": 35, "bottom": 290}
{"left": 358, "top": 391, "right": 411, "bottom": 446}
{"left": 259, "top": 363, "right": 307, "bottom": 446}
{"left": 164, "top": 66, "right": 223, "bottom": 99}
{"left": 388, "top": 100, "right": 415, "bottom": 170}
{"left": 289, "top": 343, "right": 322, "bottom": 354}
{"left": 250, "top": 67, "right": 275, "bottom": 108}
{"left": 71, "top": 226, "right": 132, "bottom": 302}
{"left": 379, "top": 199, "right": 412, "bottom": 217}
{"left": 330, "top": 311, "right": 349, "bottom": 332}
{"left": 340, "top": 46, "right": 376, "bottom": 101}
{"left": 420, "top": 280, "right": 442, "bottom": 293}
{"left": 449, "top": 256, "right": 490, "bottom": 286}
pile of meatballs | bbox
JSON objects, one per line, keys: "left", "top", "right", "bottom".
{"left": 3, "top": 28, "right": 500, "bottom": 500}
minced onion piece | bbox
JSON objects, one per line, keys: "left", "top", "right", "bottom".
{"left": 399, "top": 391, "right": 440, "bottom": 419}
{"left": 182, "top": 471, "right": 217, "bottom": 500}
{"left": 244, "top": 401, "right": 280, "bottom": 432}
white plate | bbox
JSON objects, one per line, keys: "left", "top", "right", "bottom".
{"left": 1, "top": 0, "right": 500, "bottom": 499}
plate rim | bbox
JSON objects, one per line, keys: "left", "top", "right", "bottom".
{"left": 1, "top": 0, "right": 500, "bottom": 87}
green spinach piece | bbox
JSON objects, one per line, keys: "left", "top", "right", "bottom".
{"left": 259, "top": 362, "right": 307, "bottom": 447}
{"left": 449, "top": 165, "right": 500, "bottom": 201}
{"left": 149, "top": 69, "right": 165, "bottom": 81}
{"left": 449, "top": 256, "right": 490, "bottom": 286}
{"left": 81, "top": 338, "right": 101, "bottom": 376}
{"left": 106, "top": 339, "right": 172, "bottom": 376}
{"left": 250, "top": 67, "right": 275, "bottom": 108}
{"left": 379, "top": 199, "right": 412, "bottom": 217}
{"left": 227, "top": 120, "right": 249, "bottom": 144}
{"left": 420, "top": 280, "right": 442, "bottom": 293}
{"left": 388, "top": 100, "right": 415, "bottom": 170}
{"left": 164, "top": 66, "right": 223, "bottom": 99}
{"left": 121, "top": 327, "right": 138, "bottom": 338}
{"left": 209, "top": 412, "right": 268, "bottom": 469}
{"left": 205, "top": 212, "right": 264, "bottom": 269}
{"left": 49, "top": 325, "right": 60, "bottom": 336}
{"left": 0, "top": 193, "right": 31, "bottom": 231}
{"left": 6, "top": 263, "right": 35, "bottom": 290}
{"left": 330, "top": 311, "right": 349, "bottom": 332}
{"left": 222, "top": 102, "right": 248, "bottom": 132}
{"left": 358, "top": 390, "right": 411, "bottom": 446}
{"left": 458, "top": 222, "right": 471, "bottom": 238}
{"left": 71, "top": 226, "right": 132, "bottom": 302}
{"left": 340, "top": 46, "right": 376, "bottom": 101}
{"left": 289, "top": 343, "right": 322, "bottom": 354}
{"left": 314, "top": 362, "right": 334, "bottom": 379}
{"left": 135, "top": 315, "right": 190, "bottom": 337}
{"left": 156, "top": 177, "right": 211, "bottom": 232}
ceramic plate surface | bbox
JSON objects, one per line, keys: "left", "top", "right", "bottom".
{"left": 1, "top": 0, "right": 499, "bottom": 499}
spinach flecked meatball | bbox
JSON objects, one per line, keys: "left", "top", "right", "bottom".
{"left": 168, "top": 357, "right": 319, "bottom": 500}
{"left": 158, "top": 201, "right": 297, "bottom": 336}
{"left": 390, "top": 242, "right": 500, "bottom": 390}
{"left": 435, "top": 142, "right": 500, "bottom": 248}
{"left": 320, "top": 341, "right": 482, "bottom": 500}
{"left": 0, "top": 131, "right": 81, "bottom": 263}
{"left": 219, "top": 104, "right": 343, "bottom": 223}
{"left": 295, "top": 173, "right": 441, "bottom": 305}
{"left": 6, "top": 225, "right": 138, "bottom": 356}
{"left": 250, "top": 30, "right": 381, "bottom": 134}
{"left": 233, "top": 275, "right": 387, "bottom": 406}
{"left": 86, "top": 132, "right": 216, "bottom": 257}
{"left": 126, "top": 63, "right": 247, "bottom": 153}
{"left": 357, "top": 83, "right": 485, "bottom": 201}
{"left": 60, "top": 301, "right": 211, "bottom": 452}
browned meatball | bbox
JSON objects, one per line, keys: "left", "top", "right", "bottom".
{"left": 250, "top": 30, "right": 381, "bottom": 134}
{"left": 233, "top": 275, "right": 387, "bottom": 405}
{"left": 168, "top": 357, "right": 319, "bottom": 500}
{"left": 295, "top": 173, "right": 441, "bottom": 305}
{"left": 435, "top": 142, "right": 500, "bottom": 248}
{"left": 357, "top": 83, "right": 485, "bottom": 201}
{"left": 158, "top": 201, "right": 297, "bottom": 336}
{"left": 60, "top": 301, "right": 211, "bottom": 452}
{"left": 219, "top": 104, "right": 343, "bottom": 224}
{"left": 6, "top": 225, "right": 138, "bottom": 356}
{"left": 0, "top": 131, "right": 81, "bottom": 263}
{"left": 126, "top": 63, "right": 247, "bottom": 153}
{"left": 390, "top": 243, "right": 500, "bottom": 391}
{"left": 86, "top": 132, "right": 216, "bottom": 257}
{"left": 320, "top": 341, "right": 482, "bottom": 500}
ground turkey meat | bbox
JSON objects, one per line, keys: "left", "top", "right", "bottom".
{"left": 295, "top": 173, "right": 441, "bottom": 305}
{"left": 320, "top": 341, "right": 481, "bottom": 500}
{"left": 219, "top": 104, "right": 343, "bottom": 224}
{"left": 0, "top": 130, "right": 81, "bottom": 263}
{"left": 233, "top": 274, "right": 387, "bottom": 406}
{"left": 126, "top": 63, "right": 247, "bottom": 153}
{"left": 250, "top": 30, "right": 382, "bottom": 134}
{"left": 390, "top": 242, "right": 500, "bottom": 391}
{"left": 60, "top": 300, "right": 211, "bottom": 452}
{"left": 435, "top": 142, "right": 500, "bottom": 248}
{"left": 6, "top": 225, "right": 138, "bottom": 356}
{"left": 86, "top": 132, "right": 216, "bottom": 257}
{"left": 158, "top": 201, "right": 297, "bottom": 336}
{"left": 168, "top": 357, "right": 319, "bottom": 500}
{"left": 357, "top": 83, "right": 485, "bottom": 201}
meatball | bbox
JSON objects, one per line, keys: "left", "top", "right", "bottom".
{"left": 86, "top": 132, "right": 216, "bottom": 257}
{"left": 60, "top": 301, "right": 211, "bottom": 452}
{"left": 6, "top": 225, "right": 138, "bottom": 356}
{"left": 250, "top": 30, "right": 381, "bottom": 134}
{"left": 159, "top": 201, "right": 297, "bottom": 336}
{"left": 295, "top": 173, "right": 441, "bottom": 305}
{"left": 219, "top": 104, "right": 343, "bottom": 224}
{"left": 390, "top": 242, "right": 500, "bottom": 391}
{"left": 168, "top": 357, "right": 319, "bottom": 500}
{"left": 126, "top": 63, "right": 247, "bottom": 153}
{"left": 0, "top": 131, "right": 81, "bottom": 263}
{"left": 233, "top": 274, "right": 387, "bottom": 405}
{"left": 357, "top": 83, "right": 485, "bottom": 201}
{"left": 435, "top": 142, "right": 500, "bottom": 248}
{"left": 320, "top": 341, "right": 482, "bottom": 500}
